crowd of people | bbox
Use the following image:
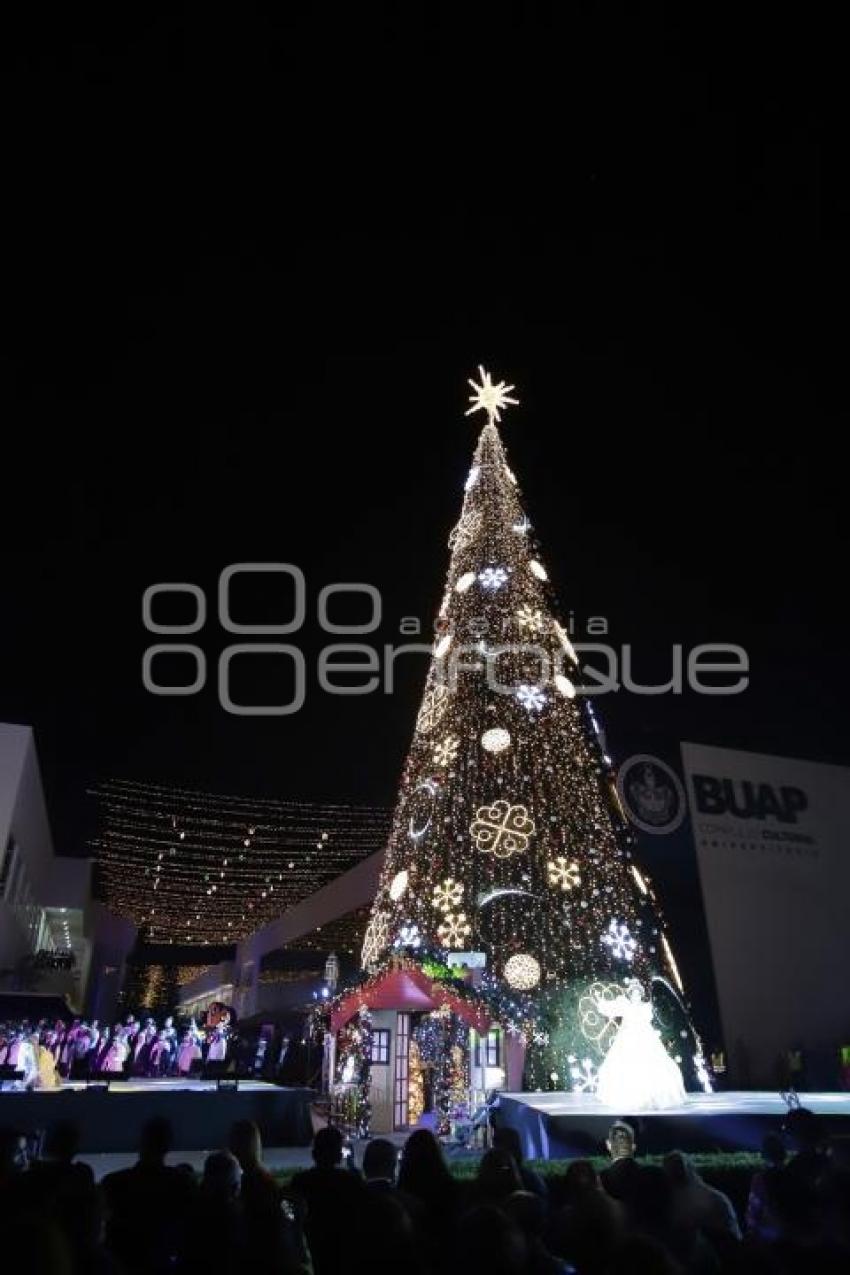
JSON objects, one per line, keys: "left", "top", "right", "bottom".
{"left": 0, "top": 1014, "right": 231, "bottom": 1088}
{"left": 1, "top": 1106, "right": 850, "bottom": 1273}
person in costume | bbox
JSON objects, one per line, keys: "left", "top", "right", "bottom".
{"left": 206, "top": 1022, "right": 229, "bottom": 1065}
{"left": 148, "top": 1029, "right": 172, "bottom": 1077}
{"left": 71, "top": 1023, "right": 97, "bottom": 1079}
{"left": 35, "top": 1034, "right": 60, "bottom": 1089}
{"left": 177, "top": 1023, "right": 203, "bottom": 1076}
{"left": 131, "top": 1021, "right": 157, "bottom": 1075}
{"left": 93, "top": 1025, "right": 112, "bottom": 1073}
{"left": 162, "top": 1015, "right": 178, "bottom": 1074}
{"left": 103, "top": 1027, "right": 130, "bottom": 1074}
{"left": 595, "top": 979, "right": 686, "bottom": 1111}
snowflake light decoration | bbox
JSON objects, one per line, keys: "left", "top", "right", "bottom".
{"left": 516, "top": 604, "right": 545, "bottom": 633}
{"left": 465, "top": 365, "right": 519, "bottom": 426}
{"left": 433, "top": 878, "right": 463, "bottom": 913}
{"left": 478, "top": 566, "right": 509, "bottom": 591}
{"left": 437, "top": 911, "right": 471, "bottom": 948}
{"left": 448, "top": 508, "right": 482, "bottom": 552}
{"left": 516, "top": 684, "right": 546, "bottom": 712}
{"left": 394, "top": 922, "right": 422, "bottom": 950}
{"left": 416, "top": 683, "right": 450, "bottom": 734}
{"left": 433, "top": 735, "right": 460, "bottom": 767}
{"left": 568, "top": 1056, "right": 598, "bottom": 1094}
{"left": 547, "top": 857, "right": 581, "bottom": 892}
{"left": 602, "top": 919, "right": 638, "bottom": 963}
{"left": 361, "top": 910, "right": 390, "bottom": 969}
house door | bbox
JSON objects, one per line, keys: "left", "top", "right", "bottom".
{"left": 393, "top": 1012, "right": 410, "bottom": 1129}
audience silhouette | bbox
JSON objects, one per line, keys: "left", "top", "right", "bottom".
{"left": 0, "top": 1108, "right": 849, "bottom": 1274}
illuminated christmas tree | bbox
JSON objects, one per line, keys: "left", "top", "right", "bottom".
{"left": 361, "top": 369, "right": 707, "bottom": 1092}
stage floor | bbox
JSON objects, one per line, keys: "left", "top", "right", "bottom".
{"left": 501, "top": 1090, "right": 850, "bottom": 1119}
{"left": 56, "top": 1077, "right": 284, "bottom": 1095}
{"left": 497, "top": 1090, "right": 850, "bottom": 1159}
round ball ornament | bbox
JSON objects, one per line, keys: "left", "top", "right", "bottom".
{"left": 481, "top": 727, "right": 511, "bottom": 754}
{"left": 504, "top": 953, "right": 541, "bottom": 990}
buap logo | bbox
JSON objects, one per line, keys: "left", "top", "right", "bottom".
{"left": 617, "top": 754, "right": 686, "bottom": 835}
{"left": 690, "top": 775, "right": 808, "bottom": 824}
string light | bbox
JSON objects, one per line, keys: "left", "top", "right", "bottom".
{"left": 91, "top": 779, "right": 390, "bottom": 945}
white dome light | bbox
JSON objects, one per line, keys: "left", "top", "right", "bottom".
{"left": 529, "top": 559, "right": 548, "bottom": 581}
{"left": 555, "top": 673, "right": 576, "bottom": 699}
{"left": 465, "top": 466, "right": 480, "bottom": 491}
{"left": 481, "top": 727, "right": 511, "bottom": 754}
{"left": 389, "top": 870, "right": 409, "bottom": 901}
{"left": 455, "top": 572, "right": 476, "bottom": 594}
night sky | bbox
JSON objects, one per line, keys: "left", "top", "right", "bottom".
{"left": 2, "top": 8, "right": 843, "bottom": 858}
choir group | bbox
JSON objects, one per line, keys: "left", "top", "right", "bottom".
{"left": 0, "top": 1013, "right": 231, "bottom": 1090}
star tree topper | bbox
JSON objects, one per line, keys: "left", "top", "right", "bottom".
{"left": 465, "top": 365, "right": 519, "bottom": 425}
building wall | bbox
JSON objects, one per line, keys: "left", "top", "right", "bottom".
{"left": 0, "top": 722, "right": 100, "bottom": 1012}
{"left": 683, "top": 742, "right": 850, "bottom": 1086}
{"left": 0, "top": 724, "right": 65, "bottom": 970}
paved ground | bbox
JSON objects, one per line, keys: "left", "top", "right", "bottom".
{"left": 80, "top": 1132, "right": 483, "bottom": 1180}
{"left": 81, "top": 1145, "right": 319, "bottom": 1178}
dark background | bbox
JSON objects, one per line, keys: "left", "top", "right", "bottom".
{"left": 1, "top": 6, "right": 843, "bottom": 858}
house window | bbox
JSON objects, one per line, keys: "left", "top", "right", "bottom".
{"left": 473, "top": 1032, "right": 481, "bottom": 1067}
{"left": 371, "top": 1028, "right": 391, "bottom": 1065}
{"left": 485, "top": 1028, "right": 501, "bottom": 1067}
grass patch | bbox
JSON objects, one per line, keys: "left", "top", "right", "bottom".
{"left": 273, "top": 1150, "right": 762, "bottom": 1187}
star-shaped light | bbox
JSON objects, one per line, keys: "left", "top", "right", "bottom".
{"left": 465, "top": 365, "right": 519, "bottom": 425}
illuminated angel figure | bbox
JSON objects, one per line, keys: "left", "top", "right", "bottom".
{"left": 594, "top": 980, "right": 686, "bottom": 1110}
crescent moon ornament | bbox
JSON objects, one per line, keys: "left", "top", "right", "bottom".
{"left": 408, "top": 779, "right": 439, "bottom": 840}
{"left": 477, "top": 886, "right": 536, "bottom": 908}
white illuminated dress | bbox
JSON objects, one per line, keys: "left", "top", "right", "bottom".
{"left": 595, "top": 983, "right": 686, "bottom": 1110}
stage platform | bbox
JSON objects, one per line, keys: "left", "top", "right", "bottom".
{"left": 0, "top": 1078, "right": 315, "bottom": 1153}
{"left": 496, "top": 1090, "right": 850, "bottom": 1159}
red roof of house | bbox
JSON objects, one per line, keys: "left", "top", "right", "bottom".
{"left": 330, "top": 964, "right": 492, "bottom": 1032}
